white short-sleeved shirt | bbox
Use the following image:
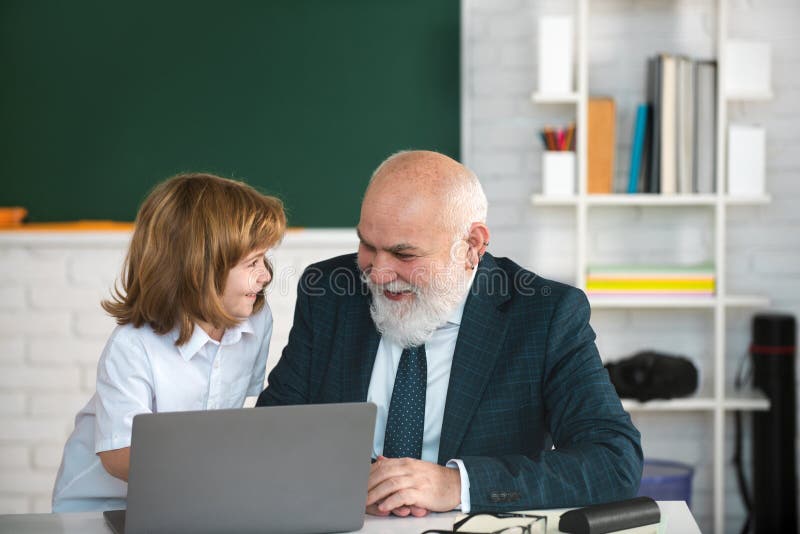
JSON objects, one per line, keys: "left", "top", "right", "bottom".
{"left": 51, "top": 304, "right": 272, "bottom": 513}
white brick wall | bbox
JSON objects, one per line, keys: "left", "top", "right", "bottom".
{"left": 0, "top": 229, "right": 356, "bottom": 515}
{"left": 464, "top": 0, "right": 800, "bottom": 532}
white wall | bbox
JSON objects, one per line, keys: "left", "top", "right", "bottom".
{"left": 462, "top": 0, "right": 799, "bottom": 532}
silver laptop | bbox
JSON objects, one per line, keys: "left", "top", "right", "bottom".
{"left": 104, "top": 402, "right": 377, "bottom": 534}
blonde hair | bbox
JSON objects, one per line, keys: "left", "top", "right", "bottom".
{"left": 103, "top": 173, "right": 287, "bottom": 345}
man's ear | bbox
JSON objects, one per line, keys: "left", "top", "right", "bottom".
{"left": 465, "top": 222, "right": 490, "bottom": 269}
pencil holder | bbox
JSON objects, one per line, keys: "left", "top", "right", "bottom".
{"left": 542, "top": 151, "right": 575, "bottom": 196}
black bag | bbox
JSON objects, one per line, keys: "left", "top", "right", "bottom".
{"left": 604, "top": 350, "right": 698, "bottom": 402}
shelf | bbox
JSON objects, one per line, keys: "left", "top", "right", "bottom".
{"left": 623, "top": 396, "right": 716, "bottom": 412}
{"left": 726, "top": 90, "right": 774, "bottom": 101}
{"left": 529, "top": 195, "right": 581, "bottom": 206}
{"left": 589, "top": 294, "right": 769, "bottom": 309}
{"left": 530, "top": 91, "right": 580, "bottom": 104}
{"left": 586, "top": 194, "right": 719, "bottom": 206}
{"left": 530, "top": 194, "right": 772, "bottom": 207}
{"left": 722, "top": 389, "right": 770, "bottom": 411}
{"left": 621, "top": 389, "right": 769, "bottom": 412}
{"left": 723, "top": 295, "right": 770, "bottom": 308}
{"left": 725, "top": 194, "right": 771, "bottom": 205}
{"left": 591, "top": 296, "right": 716, "bottom": 309}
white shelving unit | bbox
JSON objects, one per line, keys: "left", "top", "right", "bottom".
{"left": 530, "top": 1, "right": 771, "bottom": 533}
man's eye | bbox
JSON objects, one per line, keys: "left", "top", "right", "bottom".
{"left": 395, "top": 253, "right": 414, "bottom": 260}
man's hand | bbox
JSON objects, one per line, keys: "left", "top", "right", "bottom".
{"left": 366, "top": 456, "right": 461, "bottom": 517}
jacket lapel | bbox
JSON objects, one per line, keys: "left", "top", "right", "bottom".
{"left": 341, "top": 282, "right": 380, "bottom": 403}
{"left": 438, "top": 254, "right": 510, "bottom": 463}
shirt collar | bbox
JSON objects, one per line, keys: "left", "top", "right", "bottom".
{"left": 445, "top": 267, "right": 478, "bottom": 327}
{"left": 175, "top": 316, "right": 257, "bottom": 361}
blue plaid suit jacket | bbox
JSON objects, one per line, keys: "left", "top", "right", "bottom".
{"left": 257, "top": 253, "right": 642, "bottom": 511}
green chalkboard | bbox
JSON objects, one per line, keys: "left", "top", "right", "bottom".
{"left": 0, "top": 0, "right": 459, "bottom": 227}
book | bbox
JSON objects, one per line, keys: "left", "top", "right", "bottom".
{"left": 694, "top": 60, "right": 717, "bottom": 194}
{"left": 586, "top": 279, "right": 715, "bottom": 291}
{"left": 589, "top": 292, "right": 715, "bottom": 297}
{"left": 646, "top": 56, "right": 661, "bottom": 193}
{"left": 587, "top": 271, "right": 715, "bottom": 279}
{"left": 586, "top": 263, "right": 716, "bottom": 294}
{"left": 676, "top": 56, "right": 695, "bottom": 194}
{"left": 587, "top": 262, "right": 715, "bottom": 275}
{"left": 588, "top": 97, "right": 616, "bottom": 194}
{"left": 659, "top": 53, "right": 677, "bottom": 194}
{"left": 628, "top": 104, "right": 649, "bottom": 193}
{"left": 638, "top": 104, "right": 653, "bottom": 193}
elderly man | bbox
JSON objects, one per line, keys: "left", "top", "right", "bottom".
{"left": 257, "top": 150, "right": 642, "bottom": 516}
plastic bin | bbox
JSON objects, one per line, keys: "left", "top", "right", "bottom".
{"left": 637, "top": 459, "right": 694, "bottom": 507}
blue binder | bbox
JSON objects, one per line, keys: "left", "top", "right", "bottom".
{"left": 628, "top": 103, "right": 649, "bottom": 193}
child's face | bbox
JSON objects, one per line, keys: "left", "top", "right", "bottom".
{"left": 221, "top": 247, "right": 271, "bottom": 321}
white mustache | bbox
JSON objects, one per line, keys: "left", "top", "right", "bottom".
{"left": 373, "top": 281, "right": 420, "bottom": 296}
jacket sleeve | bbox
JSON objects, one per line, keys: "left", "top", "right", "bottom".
{"left": 461, "top": 288, "right": 643, "bottom": 511}
{"left": 255, "top": 269, "right": 317, "bottom": 407}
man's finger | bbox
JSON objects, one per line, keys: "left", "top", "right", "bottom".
{"left": 410, "top": 505, "right": 429, "bottom": 517}
{"left": 367, "top": 457, "right": 415, "bottom": 493}
{"left": 366, "top": 473, "right": 413, "bottom": 506}
{"left": 378, "top": 488, "right": 419, "bottom": 513}
{"left": 390, "top": 506, "right": 412, "bottom": 517}
{"left": 365, "top": 503, "right": 390, "bottom": 516}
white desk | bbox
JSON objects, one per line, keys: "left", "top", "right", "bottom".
{"left": 0, "top": 501, "right": 699, "bottom": 533}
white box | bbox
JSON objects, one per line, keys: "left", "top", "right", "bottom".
{"left": 542, "top": 151, "right": 575, "bottom": 196}
{"left": 725, "top": 40, "right": 772, "bottom": 99}
{"left": 727, "top": 125, "right": 765, "bottom": 196}
{"left": 538, "top": 16, "right": 574, "bottom": 94}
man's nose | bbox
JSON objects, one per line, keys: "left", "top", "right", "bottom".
{"left": 368, "top": 256, "right": 397, "bottom": 286}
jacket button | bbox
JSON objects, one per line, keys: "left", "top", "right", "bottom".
{"left": 489, "top": 491, "right": 510, "bottom": 502}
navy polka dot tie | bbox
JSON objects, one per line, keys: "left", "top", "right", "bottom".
{"left": 383, "top": 345, "right": 427, "bottom": 459}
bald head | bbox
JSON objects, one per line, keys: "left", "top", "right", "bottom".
{"left": 363, "top": 150, "right": 487, "bottom": 240}
{"left": 357, "top": 151, "right": 490, "bottom": 346}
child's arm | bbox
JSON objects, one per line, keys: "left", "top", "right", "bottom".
{"left": 93, "top": 329, "right": 155, "bottom": 482}
{"left": 98, "top": 447, "right": 131, "bottom": 481}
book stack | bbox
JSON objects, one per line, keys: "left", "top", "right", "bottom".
{"left": 586, "top": 263, "right": 715, "bottom": 297}
{"left": 627, "top": 55, "right": 717, "bottom": 195}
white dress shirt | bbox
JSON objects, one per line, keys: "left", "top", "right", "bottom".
{"left": 367, "top": 271, "right": 476, "bottom": 512}
{"left": 51, "top": 305, "right": 272, "bottom": 513}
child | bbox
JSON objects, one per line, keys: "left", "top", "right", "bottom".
{"left": 52, "top": 173, "right": 286, "bottom": 512}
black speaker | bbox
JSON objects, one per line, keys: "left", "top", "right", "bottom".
{"left": 750, "top": 313, "right": 797, "bottom": 534}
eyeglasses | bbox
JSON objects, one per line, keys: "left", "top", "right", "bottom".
{"left": 422, "top": 512, "right": 547, "bottom": 534}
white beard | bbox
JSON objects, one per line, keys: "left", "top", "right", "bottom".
{"left": 361, "top": 261, "right": 471, "bottom": 348}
